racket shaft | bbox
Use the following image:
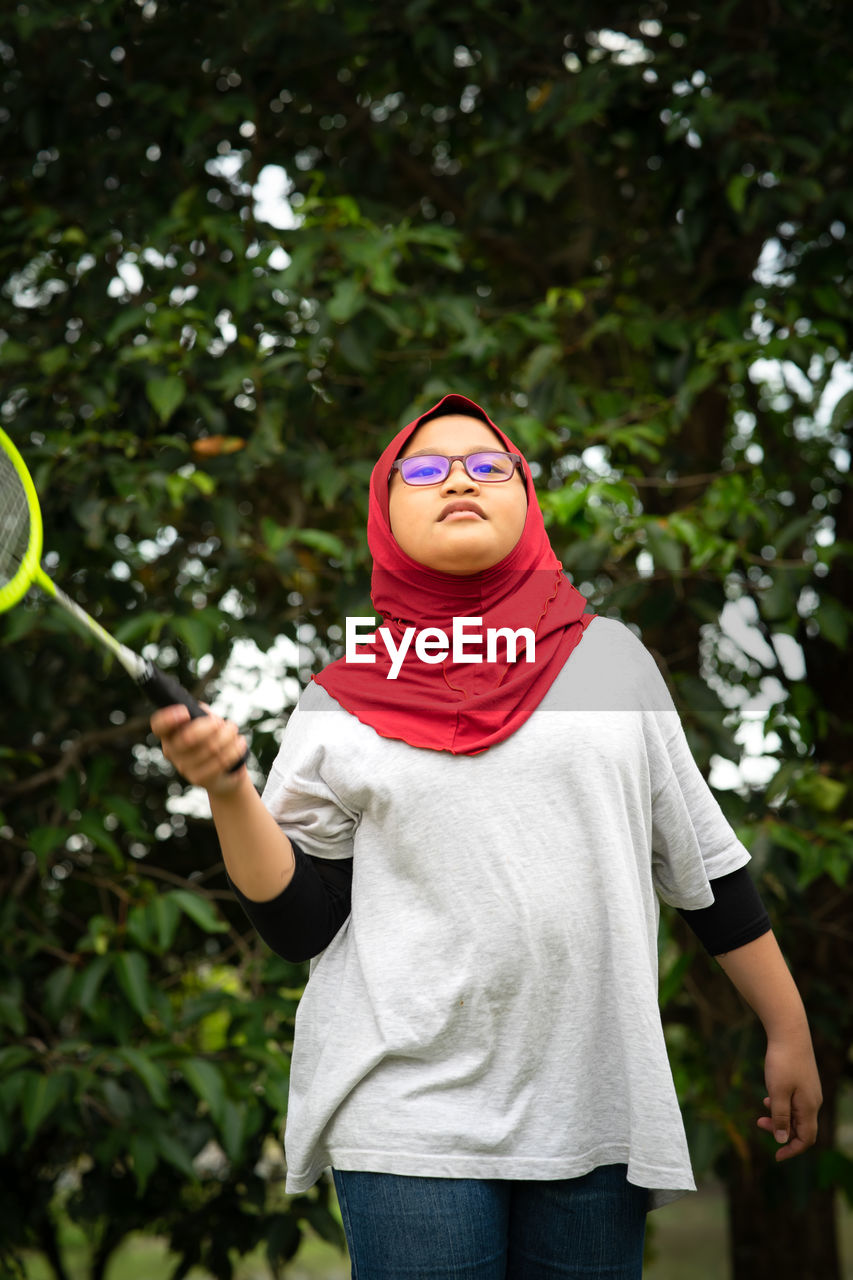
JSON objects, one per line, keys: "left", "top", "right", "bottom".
{"left": 50, "top": 578, "right": 145, "bottom": 678}
{"left": 50, "top": 581, "right": 208, "bottom": 717}
{"left": 51, "top": 580, "right": 247, "bottom": 773}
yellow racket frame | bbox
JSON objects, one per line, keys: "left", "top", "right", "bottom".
{"left": 0, "top": 426, "right": 58, "bottom": 613}
{"left": 0, "top": 428, "right": 249, "bottom": 759}
{"left": 0, "top": 426, "right": 129, "bottom": 670}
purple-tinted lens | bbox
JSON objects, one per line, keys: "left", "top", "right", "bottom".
{"left": 466, "top": 452, "right": 514, "bottom": 479}
{"left": 400, "top": 455, "right": 450, "bottom": 484}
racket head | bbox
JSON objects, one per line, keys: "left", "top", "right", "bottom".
{"left": 0, "top": 427, "right": 47, "bottom": 613}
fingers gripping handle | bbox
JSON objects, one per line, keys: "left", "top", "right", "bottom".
{"left": 139, "top": 661, "right": 249, "bottom": 773}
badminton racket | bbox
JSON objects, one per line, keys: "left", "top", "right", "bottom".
{"left": 0, "top": 427, "right": 247, "bottom": 768}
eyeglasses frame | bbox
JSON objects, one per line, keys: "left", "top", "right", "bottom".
{"left": 389, "top": 451, "right": 524, "bottom": 486}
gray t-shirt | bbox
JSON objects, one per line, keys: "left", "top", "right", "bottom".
{"left": 261, "top": 616, "right": 750, "bottom": 1210}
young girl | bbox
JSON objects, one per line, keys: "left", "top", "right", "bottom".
{"left": 152, "top": 394, "right": 821, "bottom": 1279}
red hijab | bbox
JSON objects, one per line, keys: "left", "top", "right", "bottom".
{"left": 312, "top": 394, "right": 595, "bottom": 754}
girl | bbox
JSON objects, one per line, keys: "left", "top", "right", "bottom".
{"left": 152, "top": 394, "right": 821, "bottom": 1279}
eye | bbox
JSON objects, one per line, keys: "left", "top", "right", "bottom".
{"left": 402, "top": 456, "right": 446, "bottom": 481}
{"left": 470, "top": 453, "right": 510, "bottom": 477}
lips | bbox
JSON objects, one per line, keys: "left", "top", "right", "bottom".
{"left": 438, "top": 501, "right": 486, "bottom": 521}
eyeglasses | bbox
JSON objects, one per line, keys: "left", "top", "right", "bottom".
{"left": 390, "top": 452, "right": 523, "bottom": 486}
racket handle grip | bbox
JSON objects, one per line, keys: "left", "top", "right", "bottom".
{"left": 140, "top": 661, "right": 206, "bottom": 718}
{"left": 139, "top": 661, "right": 249, "bottom": 774}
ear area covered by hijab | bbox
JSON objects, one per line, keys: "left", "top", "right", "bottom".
{"left": 312, "top": 393, "right": 596, "bottom": 755}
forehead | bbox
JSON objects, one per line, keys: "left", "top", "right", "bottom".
{"left": 399, "top": 414, "right": 504, "bottom": 457}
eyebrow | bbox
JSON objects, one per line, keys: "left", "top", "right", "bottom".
{"left": 403, "top": 446, "right": 499, "bottom": 457}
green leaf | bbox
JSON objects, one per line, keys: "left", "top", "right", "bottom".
{"left": 726, "top": 173, "right": 751, "bottom": 214}
{"left": 102, "top": 1079, "right": 133, "bottom": 1120}
{"left": 0, "top": 1046, "right": 34, "bottom": 1075}
{"left": 196, "top": 1007, "right": 232, "bottom": 1053}
{"left": 126, "top": 904, "right": 152, "bottom": 951}
{"left": 791, "top": 772, "right": 847, "bottom": 814}
{"left": 21, "top": 1071, "right": 68, "bottom": 1142}
{"left": 260, "top": 1072, "right": 290, "bottom": 1116}
{"left": 105, "top": 305, "right": 150, "bottom": 344}
{"left": 27, "top": 825, "right": 68, "bottom": 863}
{"left": 759, "top": 576, "right": 797, "bottom": 623}
{"left": 104, "top": 794, "right": 149, "bottom": 840}
{"left": 540, "top": 485, "right": 589, "bottom": 527}
{"left": 0, "top": 340, "right": 31, "bottom": 365}
{"left": 336, "top": 325, "right": 373, "bottom": 372}
{"left": 150, "top": 894, "right": 181, "bottom": 952}
{"left": 0, "top": 985, "right": 25, "bottom": 1036}
{"left": 819, "top": 1149, "right": 853, "bottom": 1205}
{"left": 220, "top": 1097, "right": 245, "bottom": 1161}
{"left": 815, "top": 599, "right": 849, "bottom": 649}
{"left": 77, "top": 814, "right": 123, "bottom": 866}
{"left": 129, "top": 1131, "right": 159, "bottom": 1195}
{"left": 113, "top": 951, "right": 152, "bottom": 1018}
{"left": 262, "top": 518, "right": 296, "bottom": 554}
{"left": 146, "top": 374, "right": 187, "bottom": 424}
{"left": 327, "top": 278, "right": 364, "bottom": 323}
{"left": 659, "top": 952, "right": 692, "bottom": 1008}
{"left": 38, "top": 345, "right": 70, "bottom": 376}
{"left": 297, "top": 529, "right": 347, "bottom": 558}
{"left": 114, "top": 610, "right": 168, "bottom": 647}
{"left": 303, "top": 455, "right": 347, "bottom": 508}
{"left": 829, "top": 388, "right": 853, "bottom": 434}
{"left": 266, "top": 1213, "right": 301, "bottom": 1266}
{"left": 189, "top": 469, "right": 216, "bottom": 496}
{"left": 655, "top": 320, "right": 690, "bottom": 351}
{"left": 299, "top": 1201, "right": 347, "bottom": 1249}
{"left": 114, "top": 1047, "right": 169, "bottom": 1108}
{"left": 171, "top": 614, "right": 214, "bottom": 659}
{"left": 169, "top": 889, "right": 228, "bottom": 934}
{"left": 765, "top": 760, "right": 802, "bottom": 806}
{"left": 645, "top": 521, "right": 683, "bottom": 573}
{"left": 182, "top": 1057, "right": 226, "bottom": 1125}
{"left": 76, "top": 955, "right": 111, "bottom": 1012}
{"left": 43, "top": 964, "right": 75, "bottom": 1023}
{"left": 155, "top": 1128, "right": 199, "bottom": 1181}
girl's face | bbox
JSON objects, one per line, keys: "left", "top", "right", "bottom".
{"left": 388, "top": 415, "right": 528, "bottom": 575}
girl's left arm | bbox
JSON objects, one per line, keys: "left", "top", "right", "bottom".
{"left": 714, "top": 930, "right": 822, "bottom": 1162}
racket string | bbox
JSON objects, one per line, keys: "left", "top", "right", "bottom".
{"left": 0, "top": 450, "right": 31, "bottom": 587}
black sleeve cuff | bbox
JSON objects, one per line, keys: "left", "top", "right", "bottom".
{"left": 676, "top": 864, "right": 771, "bottom": 956}
{"left": 228, "top": 840, "right": 353, "bottom": 963}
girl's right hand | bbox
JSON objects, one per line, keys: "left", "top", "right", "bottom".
{"left": 149, "top": 704, "right": 248, "bottom": 795}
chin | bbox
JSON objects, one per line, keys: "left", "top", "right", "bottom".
{"left": 438, "top": 554, "right": 497, "bottom": 575}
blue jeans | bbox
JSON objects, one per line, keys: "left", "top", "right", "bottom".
{"left": 332, "top": 1164, "right": 648, "bottom": 1279}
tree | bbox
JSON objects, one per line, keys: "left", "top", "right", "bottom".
{"left": 1, "top": 1, "right": 851, "bottom": 1276}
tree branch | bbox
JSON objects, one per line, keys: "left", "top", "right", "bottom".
{"left": 0, "top": 718, "right": 151, "bottom": 802}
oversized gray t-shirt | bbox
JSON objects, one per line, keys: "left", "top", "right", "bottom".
{"left": 261, "top": 616, "right": 750, "bottom": 1210}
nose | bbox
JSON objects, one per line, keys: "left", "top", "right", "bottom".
{"left": 440, "top": 459, "right": 479, "bottom": 493}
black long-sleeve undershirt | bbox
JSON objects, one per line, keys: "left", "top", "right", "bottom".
{"left": 228, "top": 843, "right": 771, "bottom": 964}
{"left": 227, "top": 843, "right": 353, "bottom": 963}
{"left": 674, "top": 864, "right": 771, "bottom": 955}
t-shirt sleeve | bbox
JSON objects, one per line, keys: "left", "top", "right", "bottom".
{"left": 614, "top": 626, "right": 751, "bottom": 911}
{"left": 259, "top": 687, "right": 360, "bottom": 861}
{"left": 650, "top": 716, "right": 751, "bottom": 909}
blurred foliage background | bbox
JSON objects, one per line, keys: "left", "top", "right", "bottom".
{"left": 0, "top": 0, "right": 851, "bottom": 1277}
